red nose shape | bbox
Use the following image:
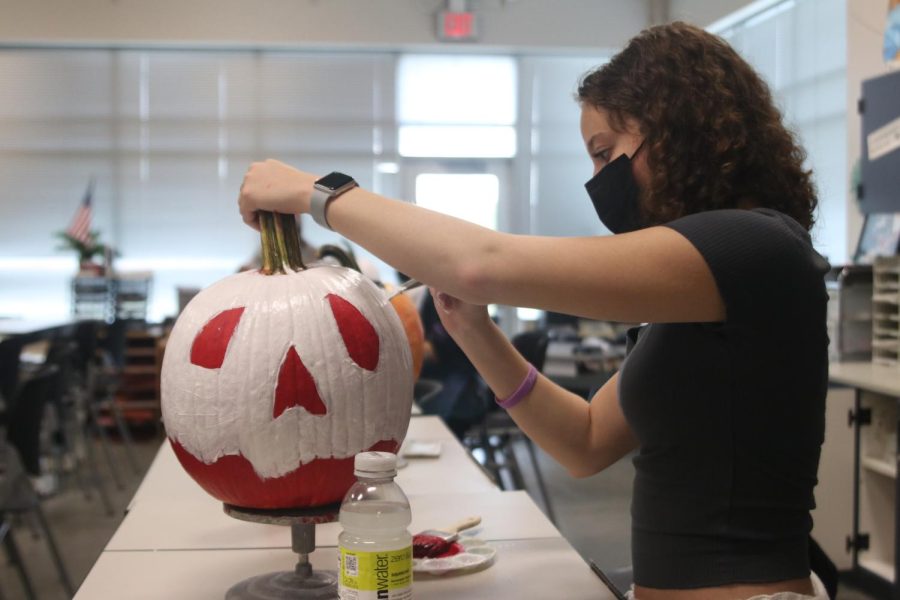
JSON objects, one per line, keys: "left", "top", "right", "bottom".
{"left": 273, "top": 346, "right": 327, "bottom": 418}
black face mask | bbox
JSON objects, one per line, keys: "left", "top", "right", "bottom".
{"left": 584, "top": 141, "right": 645, "bottom": 234}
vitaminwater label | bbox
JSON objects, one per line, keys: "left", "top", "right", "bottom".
{"left": 338, "top": 546, "right": 413, "bottom": 600}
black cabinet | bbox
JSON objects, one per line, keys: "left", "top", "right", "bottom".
{"left": 859, "top": 69, "right": 900, "bottom": 214}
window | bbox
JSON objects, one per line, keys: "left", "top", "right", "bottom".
{"left": 397, "top": 54, "right": 517, "bottom": 158}
{"left": 714, "top": 0, "right": 847, "bottom": 263}
{"left": 414, "top": 173, "right": 500, "bottom": 230}
{"left": 0, "top": 49, "right": 395, "bottom": 321}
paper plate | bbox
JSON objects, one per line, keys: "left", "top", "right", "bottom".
{"left": 412, "top": 537, "right": 496, "bottom": 576}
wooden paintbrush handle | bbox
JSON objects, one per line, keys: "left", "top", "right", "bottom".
{"left": 445, "top": 515, "right": 481, "bottom": 534}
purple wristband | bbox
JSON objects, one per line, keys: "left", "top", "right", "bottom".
{"left": 496, "top": 364, "right": 538, "bottom": 410}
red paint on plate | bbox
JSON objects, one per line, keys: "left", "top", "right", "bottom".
{"left": 413, "top": 535, "right": 464, "bottom": 559}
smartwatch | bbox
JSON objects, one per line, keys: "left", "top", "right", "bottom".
{"left": 310, "top": 172, "right": 358, "bottom": 230}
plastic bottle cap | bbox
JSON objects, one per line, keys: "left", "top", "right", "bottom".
{"left": 354, "top": 451, "right": 398, "bottom": 478}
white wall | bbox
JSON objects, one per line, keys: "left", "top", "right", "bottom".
{"left": 0, "top": 0, "right": 649, "bottom": 52}
{"left": 669, "top": 0, "right": 754, "bottom": 25}
{"left": 846, "top": 0, "right": 893, "bottom": 259}
{"left": 0, "top": 1, "right": 875, "bottom": 293}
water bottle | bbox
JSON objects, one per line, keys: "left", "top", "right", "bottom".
{"left": 338, "top": 451, "right": 413, "bottom": 600}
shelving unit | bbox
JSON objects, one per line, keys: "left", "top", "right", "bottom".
{"left": 71, "top": 273, "right": 152, "bottom": 324}
{"left": 830, "top": 361, "right": 900, "bottom": 598}
{"left": 873, "top": 257, "right": 900, "bottom": 366}
{"left": 72, "top": 276, "right": 115, "bottom": 322}
{"left": 115, "top": 272, "right": 152, "bottom": 321}
{"left": 115, "top": 327, "right": 166, "bottom": 426}
{"left": 826, "top": 265, "right": 873, "bottom": 362}
{"left": 863, "top": 456, "right": 898, "bottom": 479}
{"left": 840, "top": 67, "right": 900, "bottom": 598}
{"left": 857, "top": 391, "right": 897, "bottom": 589}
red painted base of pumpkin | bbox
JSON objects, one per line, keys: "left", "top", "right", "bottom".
{"left": 170, "top": 438, "right": 399, "bottom": 509}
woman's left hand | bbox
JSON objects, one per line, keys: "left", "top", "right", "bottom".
{"left": 431, "top": 288, "right": 492, "bottom": 341}
{"left": 239, "top": 159, "right": 317, "bottom": 230}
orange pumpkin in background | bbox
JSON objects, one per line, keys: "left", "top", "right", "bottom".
{"left": 386, "top": 284, "right": 425, "bottom": 380}
{"left": 319, "top": 245, "right": 425, "bottom": 380}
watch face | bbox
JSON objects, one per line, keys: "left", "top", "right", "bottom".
{"left": 316, "top": 171, "right": 355, "bottom": 192}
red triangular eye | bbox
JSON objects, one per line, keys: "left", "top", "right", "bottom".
{"left": 190, "top": 307, "right": 245, "bottom": 369}
{"left": 273, "top": 346, "right": 327, "bottom": 418}
{"left": 327, "top": 294, "right": 379, "bottom": 371}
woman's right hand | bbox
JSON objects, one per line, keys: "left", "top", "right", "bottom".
{"left": 238, "top": 159, "right": 318, "bottom": 230}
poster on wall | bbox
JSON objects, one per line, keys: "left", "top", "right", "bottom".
{"left": 887, "top": 0, "right": 900, "bottom": 62}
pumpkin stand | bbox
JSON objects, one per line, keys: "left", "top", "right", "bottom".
{"left": 161, "top": 211, "right": 414, "bottom": 599}
{"left": 222, "top": 501, "right": 342, "bottom": 599}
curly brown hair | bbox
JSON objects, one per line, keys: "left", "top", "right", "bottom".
{"left": 578, "top": 22, "right": 817, "bottom": 230}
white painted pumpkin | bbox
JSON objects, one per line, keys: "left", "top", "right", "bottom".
{"left": 161, "top": 265, "right": 413, "bottom": 508}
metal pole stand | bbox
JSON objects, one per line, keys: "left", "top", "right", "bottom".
{"left": 222, "top": 502, "right": 341, "bottom": 600}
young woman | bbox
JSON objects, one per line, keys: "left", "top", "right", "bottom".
{"left": 238, "top": 22, "right": 830, "bottom": 600}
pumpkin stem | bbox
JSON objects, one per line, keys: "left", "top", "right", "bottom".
{"left": 317, "top": 244, "right": 362, "bottom": 272}
{"left": 259, "top": 212, "right": 277, "bottom": 275}
{"left": 259, "top": 211, "right": 306, "bottom": 274}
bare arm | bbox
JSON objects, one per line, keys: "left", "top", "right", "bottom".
{"left": 436, "top": 294, "right": 637, "bottom": 477}
{"left": 239, "top": 161, "right": 654, "bottom": 475}
{"left": 520, "top": 373, "right": 637, "bottom": 477}
{"left": 238, "top": 161, "right": 725, "bottom": 324}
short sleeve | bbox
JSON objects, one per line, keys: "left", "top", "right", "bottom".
{"left": 664, "top": 209, "right": 830, "bottom": 330}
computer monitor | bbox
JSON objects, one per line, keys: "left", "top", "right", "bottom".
{"left": 854, "top": 212, "right": 900, "bottom": 264}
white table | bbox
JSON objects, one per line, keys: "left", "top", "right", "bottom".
{"left": 829, "top": 360, "right": 900, "bottom": 397}
{"left": 107, "top": 490, "right": 556, "bottom": 552}
{"left": 78, "top": 416, "right": 609, "bottom": 598}
{"left": 77, "top": 540, "right": 609, "bottom": 599}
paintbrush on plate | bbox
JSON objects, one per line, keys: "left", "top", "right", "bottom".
{"left": 412, "top": 515, "right": 481, "bottom": 558}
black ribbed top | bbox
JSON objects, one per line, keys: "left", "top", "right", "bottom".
{"left": 618, "top": 208, "right": 830, "bottom": 588}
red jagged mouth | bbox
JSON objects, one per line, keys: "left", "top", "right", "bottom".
{"left": 170, "top": 438, "right": 399, "bottom": 509}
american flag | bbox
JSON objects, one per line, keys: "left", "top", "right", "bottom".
{"left": 66, "top": 179, "right": 94, "bottom": 245}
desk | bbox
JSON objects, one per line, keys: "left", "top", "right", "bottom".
{"left": 107, "top": 490, "right": 557, "bottom": 552}
{"left": 0, "top": 319, "right": 75, "bottom": 401}
{"left": 77, "top": 539, "right": 608, "bottom": 599}
{"left": 543, "top": 340, "right": 616, "bottom": 398}
{"left": 78, "top": 416, "right": 607, "bottom": 598}
{"left": 830, "top": 361, "right": 900, "bottom": 398}
{"left": 547, "top": 372, "right": 611, "bottom": 399}
{"left": 0, "top": 318, "right": 75, "bottom": 342}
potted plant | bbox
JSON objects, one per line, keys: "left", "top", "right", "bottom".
{"left": 56, "top": 231, "right": 106, "bottom": 276}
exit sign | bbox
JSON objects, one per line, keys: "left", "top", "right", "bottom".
{"left": 437, "top": 10, "right": 478, "bottom": 41}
